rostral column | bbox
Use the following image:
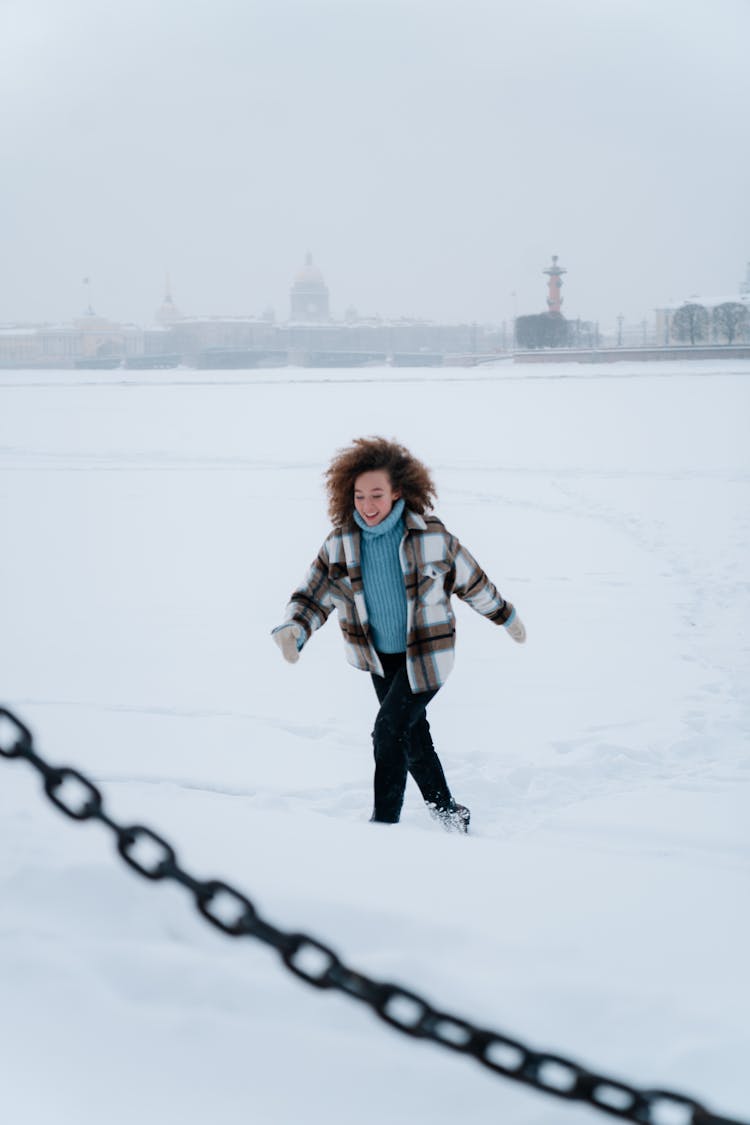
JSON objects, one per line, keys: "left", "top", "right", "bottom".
{"left": 543, "top": 255, "right": 566, "bottom": 314}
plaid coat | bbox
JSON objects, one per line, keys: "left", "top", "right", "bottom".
{"left": 281, "top": 509, "right": 515, "bottom": 693}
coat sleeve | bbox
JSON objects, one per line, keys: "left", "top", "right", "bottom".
{"left": 449, "top": 535, "right": 515, "bottom": 625}
{"left": 280, "top": 540, "right": 337, "bottom": 644}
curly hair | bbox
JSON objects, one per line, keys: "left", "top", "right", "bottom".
{"left": 324, "top": 437, "right": 437, "bottom": 526}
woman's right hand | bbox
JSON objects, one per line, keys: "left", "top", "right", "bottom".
{"left": 272, "top": 623, "right": 303, "bottom": 664}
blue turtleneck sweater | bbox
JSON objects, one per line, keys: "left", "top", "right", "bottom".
{"left": 353, "top": 498, "right": 408, "bottom": 653}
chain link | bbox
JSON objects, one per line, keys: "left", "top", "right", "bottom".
{"left": 0, "top": 706, "right": 745, "bottom": 1125}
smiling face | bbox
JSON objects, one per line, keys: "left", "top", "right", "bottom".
{"left": 353, "top": 469, "right": 401, "bottom": 527}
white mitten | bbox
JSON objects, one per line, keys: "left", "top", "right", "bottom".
{"left": 505, "top": 613, "right": 526, "bottom": 644}
{"left": 272, "top": 623, "right": 303, "bottom": 664}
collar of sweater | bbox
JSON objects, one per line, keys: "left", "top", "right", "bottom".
{"left": 353, "top": 497, "right": 405, "bottom": 538}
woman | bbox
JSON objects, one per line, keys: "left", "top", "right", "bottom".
{"left": 272, "top": 437, "right": 526, "bottom": 831}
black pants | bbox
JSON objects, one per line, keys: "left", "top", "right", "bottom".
{"left": 370, "top": 651, "right": 453, "bottom": 823}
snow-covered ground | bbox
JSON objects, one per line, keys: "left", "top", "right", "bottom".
{"left": 1, "top": 360, "right": 748, "bottom": 1125}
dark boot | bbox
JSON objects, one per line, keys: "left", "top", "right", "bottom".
{"left": 428, "top": 800, "right": 470, "bottom": 834}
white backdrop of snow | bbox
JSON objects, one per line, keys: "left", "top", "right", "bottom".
{"left": 0, "top": 361, "right": 748, "bottom": 1125}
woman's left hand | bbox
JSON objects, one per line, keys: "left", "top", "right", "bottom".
{"left": 504, "top": 614, "right": 526, "bottom": 644}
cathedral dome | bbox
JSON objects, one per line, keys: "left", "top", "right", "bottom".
{"left": 290, "top": 253, "right": 330, "bottom": 323}
{"left": 293, "top": 253, "right": 325, "bottom": 288}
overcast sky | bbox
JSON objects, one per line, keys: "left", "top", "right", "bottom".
{"left": 1, "top": 0, "right": 748, "bottom": 329}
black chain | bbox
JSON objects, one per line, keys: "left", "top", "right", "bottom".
{"left": 0, "top": 705, "right": 745, "bottom": 1125}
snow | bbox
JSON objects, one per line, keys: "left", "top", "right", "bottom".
{"left": 0, "top": 360, "right": 748, "bottom": 1125}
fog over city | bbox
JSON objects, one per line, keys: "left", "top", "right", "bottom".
{"left": 1, "top": 0, "right": 748, "bottom": 329}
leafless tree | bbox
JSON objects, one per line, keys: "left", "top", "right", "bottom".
{"left": 671, "top": 303, "right": 708, "bottom": 345}
{"left": 712, "top": 302, "right": 749, "bottom": 345}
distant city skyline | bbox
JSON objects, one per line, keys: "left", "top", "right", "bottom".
{"left": 6, "top": 250, "right": 750, "bottom": 334}
{"left": 2, "top": 0, "right": 748, "bottom": 330}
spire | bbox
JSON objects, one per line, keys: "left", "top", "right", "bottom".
{"left": 156, "top": 273, "right": 181, "bottom": 325}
